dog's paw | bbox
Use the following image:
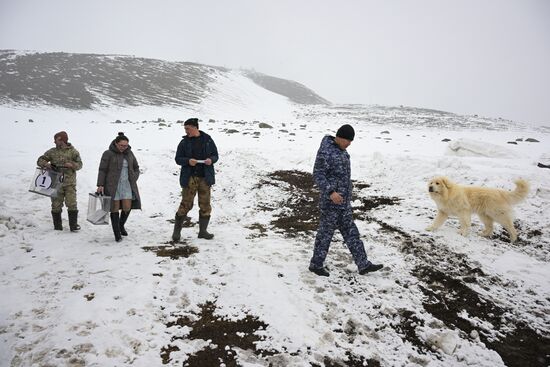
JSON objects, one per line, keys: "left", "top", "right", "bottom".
{"left": 425, "top": 226, "right": 435, "bottom": 232}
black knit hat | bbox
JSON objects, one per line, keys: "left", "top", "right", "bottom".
{"left": 184, "top": 118, "right": 199, "bottom": 128}
{"left": 336, "top": 124, "right": 355, "bottom": 141}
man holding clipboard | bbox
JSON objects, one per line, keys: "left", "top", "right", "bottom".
{"left": 172, "top": 118, "right": 219, "bottom": 241}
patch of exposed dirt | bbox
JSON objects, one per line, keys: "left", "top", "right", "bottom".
{"left": 161, "top": 301, "right": 276, "bottom": 366}
{"left": 353, "top": 196, "right": 401, "bottom": 216}
{"left": 142, "top": 244, "right": 198, "bottom": 259}
{"left": 352, "top": 181, "right": 371, "bottom": 191}
{"left": 260, "top": 170, "right": 320, "bottom": 236}
{"left": 259, "top": 170, "right": 379, "bottom": 237}
{"left": 368, "top": 216, "right": 550, "bottom": 367}
{"left": 392, "top": 310, "right": 430, "bottom": 354}
{"left": 417, "top": 265, "right": 550, "bottom": 367}
{"left": 160, "top": 345, "right": 180, "bottom": 365}
{"left": 246, "top": 222, "right": 269, "bottom": 238}
{"left": 311, "top": 351, "right": 381, "bottom": 367}
{"left": 491, "top": 222, "right": 550, "bottom": 261}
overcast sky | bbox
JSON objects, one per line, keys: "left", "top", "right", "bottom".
{"left": 1, "top": 0, "right": 549, "bottom": 125}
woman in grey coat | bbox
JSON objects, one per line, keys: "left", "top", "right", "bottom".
{"left": 97, "top": 132, "right": 141, "bottom": 242}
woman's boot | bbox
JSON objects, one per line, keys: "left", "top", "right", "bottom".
{"left": 119, "top": 210, "right": 131, "bottom": 236}
{"left": 110, "top": 212, "right": 122, "bottom": 242}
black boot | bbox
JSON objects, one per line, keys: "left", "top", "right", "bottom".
{"left": 309, "top": 265, "right": 330, "bottom": 277}
{"left": 110, "top": 212, "right": 122, "bottom": 242}
{"left": 198, "top": 216, "right": 214, "bottom": 240}
{"left": 359, "top": 263, "right": 384, "bottom": 275}
{"left": 119, "top": 210, "right": 131, "bottom": 236}
{"left": 172, "top": 214, "right": 185, "bottom": 242}
{"left": 52, "top": 211, "right": 63, "bottom": 230}
{"left": 68, "top": 210, "right": 81, "bottom": 232}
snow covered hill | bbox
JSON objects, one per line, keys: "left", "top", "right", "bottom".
{"left": 0, "top": 50, "right": 328, "bottom": 110}
{"left": 0, "top": 51, "right": 549, "bottom": 367}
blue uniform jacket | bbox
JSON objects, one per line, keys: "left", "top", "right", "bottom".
{"left": 175, "top": 131, "right": 219, "bottom": 187}
{"left": 313, "top": 135, "right": 353, "bottom": 210}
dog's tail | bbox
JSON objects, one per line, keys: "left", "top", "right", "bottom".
{"left": 507, "top": 179, "right": 529, "bottom": 204}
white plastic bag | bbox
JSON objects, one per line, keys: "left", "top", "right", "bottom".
{"left": 87, "top": 193, "right": 111, "bottom": 225}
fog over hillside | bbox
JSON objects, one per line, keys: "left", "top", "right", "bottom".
{"left": 1, "top": 50, "right": 542, "bottom": 133}
{"left": 0, "top": 50, "right": 329, "bottom": 110}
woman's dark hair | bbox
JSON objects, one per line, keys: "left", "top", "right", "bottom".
{"left": 115, "top": 132, "right": 129, "bottom": 143}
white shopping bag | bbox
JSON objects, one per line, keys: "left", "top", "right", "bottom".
{"left": 87, "top": 193, "right": 111, "bottom": 225}
{"left": 29, "top": 168, "right": 63, "bottom": 197}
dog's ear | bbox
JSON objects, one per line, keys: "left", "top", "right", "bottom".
{"left": 440, "top": 177, "right": 452, "bottom": 189}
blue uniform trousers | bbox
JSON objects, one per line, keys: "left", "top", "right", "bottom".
{"left": 310, "top": 207, "right": 370, "bottom": 271}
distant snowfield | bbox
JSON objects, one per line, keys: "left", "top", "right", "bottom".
{"left": 0, "top": 100, "right": 549, "bottom": 367}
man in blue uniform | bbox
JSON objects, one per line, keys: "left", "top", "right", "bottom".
{"left": 309, "top": 124, "right": 384, "bottom": 277}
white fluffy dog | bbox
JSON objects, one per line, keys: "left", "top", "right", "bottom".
{"left": 426, "top": 176, "right": 529, "bottom": 243}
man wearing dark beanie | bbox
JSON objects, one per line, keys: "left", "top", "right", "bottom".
{"left": 309, "top": 124, "right": 383, "bottom": 276}
{"left": 172, "top": 118, "right": 219, "bottom": 241}
{"left": 336, "top": 124, "right": 355, "bottom": 141}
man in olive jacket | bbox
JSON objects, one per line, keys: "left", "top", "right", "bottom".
{"left": 37, "top": 131, "right": 83, "bottom": 231}
{"left": 172, "top": 118, "right": 219, "bottom": 241}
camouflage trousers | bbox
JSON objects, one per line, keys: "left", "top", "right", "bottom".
{"left": 176, "top": 176, "right": 212, "bottom": 217}
{"left": 310, "top": 207, "right": 370, "bottom": 271}
{"left": 51, "top": 184, "right": 77, "bottom": 212}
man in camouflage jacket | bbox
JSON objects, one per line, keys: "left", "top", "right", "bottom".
{"left": 309, "top": 124, "right": 383, "bottom": 277}
{"left": 37, "top": 131, "right": 82, "bottom": 231}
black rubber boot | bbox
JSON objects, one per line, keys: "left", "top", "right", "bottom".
{"left": 172, "top": 214, "right": 185, "bottom": 242}
{"left": 198, "top": 216, "right": 214, "bottom": 240}
{"left": 110, "top": 212, "right": 122, "bottom": 242}
{"left": 52, "top": 211, "right": 63, "bottom": 230}
{"left": 68, "top": 210, "right": 81, "bottom": 232}
{"left": 119, "top": 210, "right": 131, "bottom": 236}
{"left": 359, "top": 263, "right": 384, "bottom": 275}
{"left": 308, "top": 265, "right": 330, "bottom": 277}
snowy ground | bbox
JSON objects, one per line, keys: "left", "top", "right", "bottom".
{"left": 0, "top": 100, "right": 549, "bottom": 367}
